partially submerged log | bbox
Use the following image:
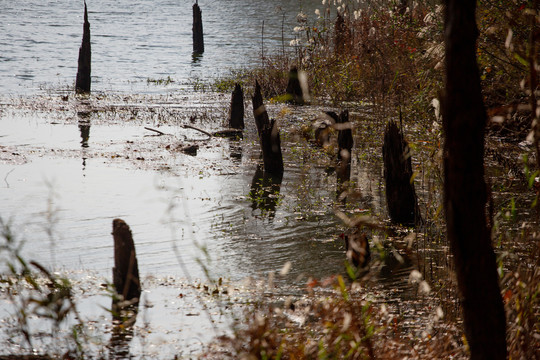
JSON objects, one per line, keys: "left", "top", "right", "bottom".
{"left": 285, "top": 66, "right": 304, "bottom": 105}
{"left": 192, "top": 1, "right": 204, "bottom": 54}
{"left": 382, "top": 120, "right": 419, "bottom": 225}
{"left": 75, "top": 1, "right": 91, "bottom": 94}
{"left": 112, "top": 219, "right": 141, "bottom": 303}
{"left": 228, "top": 83, "right": 244, "bottom": 130}
{"left": 252, "top": 81, "right": 284, "bottom": 174}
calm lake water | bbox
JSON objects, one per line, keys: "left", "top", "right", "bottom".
{"left": 0, "top": 0, "right": 321, "bottom": 94}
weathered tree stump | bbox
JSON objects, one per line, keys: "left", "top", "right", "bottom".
{"left": 75, "top": 1, "right": 91, "bottom": 94}
{"left": 382, "top": 120, "right": 419, "bottom": 225}
{"left": 228, "top": 83, "right": 244, "bottom": 130}
{"left": 285, "top": 66, "right": 304, "bottom": 105}
{"left": 112, "top": 219, "right": 141, "bottom": 303}
{"left": 252, "top": 80, "right": 270, "bottom": 137}
{"left": 252, "top": 81, "right": 284, "bottom": 174}
{"left": 192, "top": 1, "right": 204, "bottom": 54}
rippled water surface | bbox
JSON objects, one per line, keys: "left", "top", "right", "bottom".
{"left": 0, "top": 0, "right": 321, "bottom": 94}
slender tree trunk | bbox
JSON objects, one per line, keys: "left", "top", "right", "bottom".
{"left": 442, "top": 1, "right": 507, "bottom": 359}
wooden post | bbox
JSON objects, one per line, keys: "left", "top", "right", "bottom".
{"left": 75, "top": 1, "right": 91, "bottom": 94}
{"left": 228, "top": 83, "right": 244, "bottom": 130}
{"left": 192, "top": 1, "right": 204, "bottom": 54}
{"left": 285, "top": 66, "right": 304, "bottom": 105}
{"left": 112, "top": 219, "right": 141, "bottom": 303}
{"left": 382, "top": 120, "right": 419, "bottom": 225}
{"left": 252, "top": 81, "right": 284, "bottom": 174}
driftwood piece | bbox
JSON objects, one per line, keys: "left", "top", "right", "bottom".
{"left": 192, "top": 1, "right": 204, "bottom": 54}
{"left": 252, "top": 81, "right": 284, "bottom": 174}
{"left": 75, "top": 1, "right": 91, "bottom": 94}
{"left": 112, "top": 219, "right": 141, "bottom": 302}
{"left": 285, "top": 66, "right": 304, "bottom": 105}
{"left": 228, "top": 83, "right": 245, "bottom": 129}
{"left": 382, "top": 120, "right": 419, "bottom": 225}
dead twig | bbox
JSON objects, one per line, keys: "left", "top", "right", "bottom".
{"left": 144, "top": 127, "right": 170, "bottom": 136}
{"left": 181, "top": 124, "right": 212, "bottom": 139}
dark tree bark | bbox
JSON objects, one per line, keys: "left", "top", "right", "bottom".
{"left": 252, "top": 81, "right": 284, "bottom": 174}
{"left": 112, "top": 219, "right": 141, "bottom": 303}
{"left": 75, "top": 1, "right": 91, "bottom": 94}
{"left": 252, "top": 80, "right": 270, "bottom": 138}
{"left": 285, "top": 66, "right": 304, "bottom": 105}
{"left": 228, "top": 83, "right": 245, "bottom": 129}
{"left": 382, "top": 120, "right": 418, "bottom": 225}
{"left": 443, "top": 1, "right": 507, "bottom": 359}
{"left": 192, "top": 1, "right": 204, "bottom": 54}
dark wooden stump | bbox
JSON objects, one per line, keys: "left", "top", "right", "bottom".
{"left": 382, "top": 120, "right": 419, "bottom": 225}
{"left": 285, "top": 66, "right": 304, "bottom": 105}
{"left": 192, "top": 1, "right": 204, "bottom": 54}
{"left": 228, "top": 83, "right": 244, "bottom": 129}
{"left": 335, "top": 110, "right": 353, "bottom": 161}
{"left": 252, "top": 81, "right": 284, "bottom": 174}
{"left": 260, "top": 119, "right": 284, "bottom": 174}
{"left": 112, "top": 219, "right": 141, "bottom": 303}
{"left": 75, "top": 1, "right": 91, "bottom": 94}
{"left": 252, "top": 80, "right": 270, "bottom": 137}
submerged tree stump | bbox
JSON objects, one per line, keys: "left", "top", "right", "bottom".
{"left": 112, "top": 219, "right": 141, "bottom": 303}
{"left": 252, "top": 81, "right": 284, "bottom": 174}
{"left": 75, "top": 1, "right": 91, "bottom": 94}
{"left": 192, "top": 1, "right": 204, "bottom": 54}
{"left": 382, "top": 120, "right": 419, "bottom": 225}
{"left": 228, "top": 83, "right": 244, "bottom": 130}
{"left": 285, "top": 66, "right": 304, "bottom": 105}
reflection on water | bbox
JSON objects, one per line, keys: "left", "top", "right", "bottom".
{"left": 109, "top": 300, "right": 138, "bottom": 360}
{"left": 249, "top": 163, "right": 283, "bottom": 218}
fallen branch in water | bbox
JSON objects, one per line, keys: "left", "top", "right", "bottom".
{"left": 181, "top": 124, "right": 212, "bottom": 138}
{"left": 144, "top": 127, "right": 170, "bottom": 136}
